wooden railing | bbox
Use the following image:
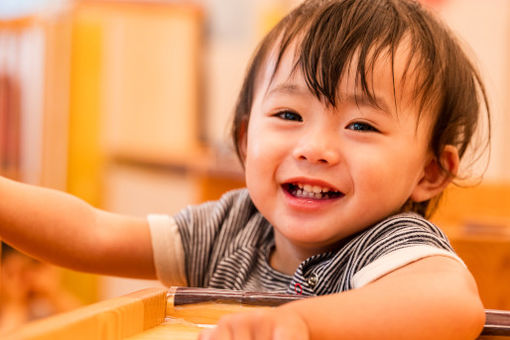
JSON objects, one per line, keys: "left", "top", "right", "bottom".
{"left": 3, "top": 287, "right": 510, "bottom": 339}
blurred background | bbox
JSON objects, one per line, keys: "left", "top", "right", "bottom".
{"left": 0, "top": 0, "right": 509, "bottom": 333}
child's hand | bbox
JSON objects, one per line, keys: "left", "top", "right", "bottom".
{"left": 198, "top": 307, "right": 309, "bottom": 340}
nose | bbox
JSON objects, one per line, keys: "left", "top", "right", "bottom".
{"left": 292, "top": 129, "right": 341, "bottom": 165}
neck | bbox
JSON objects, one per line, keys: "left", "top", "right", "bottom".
{"left": 269, "top": 246, "right": 303, "bottom": 276}
{"left": 269, "top": 230, "right": 337, "bottom": 275}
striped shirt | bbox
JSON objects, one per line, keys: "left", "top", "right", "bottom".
{"left": 148, "top": 189, "right": 462, "bottom": 296}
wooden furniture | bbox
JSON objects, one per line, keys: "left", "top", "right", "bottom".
{"left": 0, "top": 12, "right": 70, "bottom": 188}
{"left": 4, "top": 287, "right": 510, "bottom": 339}
{"left": 67, "top": 0, "right": 204, "bottom": 207}
{"left": 432, "top": 184, "right": 510, "bottom": 311}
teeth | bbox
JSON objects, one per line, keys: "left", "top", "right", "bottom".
{"left": 293, "top": 189, "right": 325, "bottom": 199}
{"left": 295, "top": 183, "right": 334, "bottom": 193}
{"left": 291, "top": 183, "right": 338, "bottom": 196}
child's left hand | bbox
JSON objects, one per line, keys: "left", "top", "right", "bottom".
{"left": 198, "top": 307, "right": 309, "bottom": 340}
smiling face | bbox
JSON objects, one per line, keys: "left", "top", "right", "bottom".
{"left": 242, "top": 44, "right": 453, "bottom": 272}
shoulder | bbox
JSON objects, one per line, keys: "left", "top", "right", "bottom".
{"left": 174, "top": 188, "right": 257, "bottom": 227}
{"left": 355, "top": 212, "right": 451, "bottom": 249}
{"left": 174, "top": 188, "right": 270, "bottom": 247}
{"left": 349, "top": 212, "right": 455, "bottom": 267}
{"left": 347, "top": 212, "right": 462, "bottom": 288}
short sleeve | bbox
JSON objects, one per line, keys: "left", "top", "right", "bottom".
{"left": 347, "top": 213, "right": 465, "bottom": 289}
{"left": 351, "top": 244, "right": 465, "bottom": 288}
{"left": 147, "top": 214, "right": 187, "bottom": 287}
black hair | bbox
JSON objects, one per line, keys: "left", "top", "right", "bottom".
{"left": 231, "top": 0, "right": 490, "bottom": 217}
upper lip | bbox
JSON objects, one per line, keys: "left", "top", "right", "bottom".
{"left": 282, "top": 177, "right": 342, "bottom": 193}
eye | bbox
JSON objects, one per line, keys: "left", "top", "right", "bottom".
{"left": 346, "top": 122, "right": 379, "bottom": 132}
{"left": 274, "top": 110, "right": 303, "bottom": 122}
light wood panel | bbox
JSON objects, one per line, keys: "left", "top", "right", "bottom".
{"left": 4, "top": 287, "right": 167, "bottom": 340}
{"left": 97, "top": 1, "right": 204, "bottom": 161}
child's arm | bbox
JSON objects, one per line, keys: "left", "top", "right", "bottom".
{"left": 200, "top": 256, "right": 485, "bottom": 340}
{"left": 0, "top": 176, "right": 156, "bottom": 279}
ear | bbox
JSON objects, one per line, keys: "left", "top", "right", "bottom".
{"left": 410, "top": 145, "right": 459, "bottom": 203}
{"left": 238, "top": 118, "right": 249, "bottom": 162}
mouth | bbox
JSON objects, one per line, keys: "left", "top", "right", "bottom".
{"left": 282, "top": 182, "right": 344, "bottom": 200}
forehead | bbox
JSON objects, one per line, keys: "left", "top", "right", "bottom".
{"left": 258, "top": 39, "right": 426, "bottom": 117}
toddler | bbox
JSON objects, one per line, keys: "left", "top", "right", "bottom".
{"left": 0, "top": 0, "right": 491, "bottom": 339}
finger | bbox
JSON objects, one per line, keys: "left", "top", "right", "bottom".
{"left": 199, "top": 325, "right": 232, "bottom": 340}
{"left": 273, "top": 326, "right": 307, "bottom": 340}
{"left": 251, "top": 312, "right": 274, "bottom": 340}
{"left": 230, "top": 323, "right": 252, "bottom": 340}
{"left": 218, "top": 314, "right": 251, "bottom": 340}
{"left": 198, "top": 328, "right": 214, "bottom": 340}
{"left": 272, "top": 313, "right": 309, "bottom": 340}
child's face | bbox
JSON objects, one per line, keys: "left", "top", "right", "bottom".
{"left": 243, "top": 45, "right": 436, "bottom": 261}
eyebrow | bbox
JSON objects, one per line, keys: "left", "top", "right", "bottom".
{"left": 343, "top": 92, "right": 393, "bottom": 116}
{"left": 265, "top": 82, "right": 309, "bottom": 98}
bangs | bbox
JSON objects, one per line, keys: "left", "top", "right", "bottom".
{"left": 233, "top": 0, "right": 490, "bottom": 216}
{"left": 272, "top": 0, "right": 442, "bottom": 113}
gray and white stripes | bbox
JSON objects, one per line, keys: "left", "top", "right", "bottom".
{"left": 150, "top": 189, "right": 462, "bottom": 296}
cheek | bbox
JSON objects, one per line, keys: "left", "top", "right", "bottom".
{"left": 245, "top": 121, "right": 264, "bottom": 160}
{"left": 245, "top": 121, "right": 286, "bottom": 165}
{"left": 244, "top": 136, "right": 264, "bottom": 176}
{"left": 244, "top": 127, "right": 272, "bottom": 183}
{"left": 350, "top": 146, "right": 418, "bottom": 192}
